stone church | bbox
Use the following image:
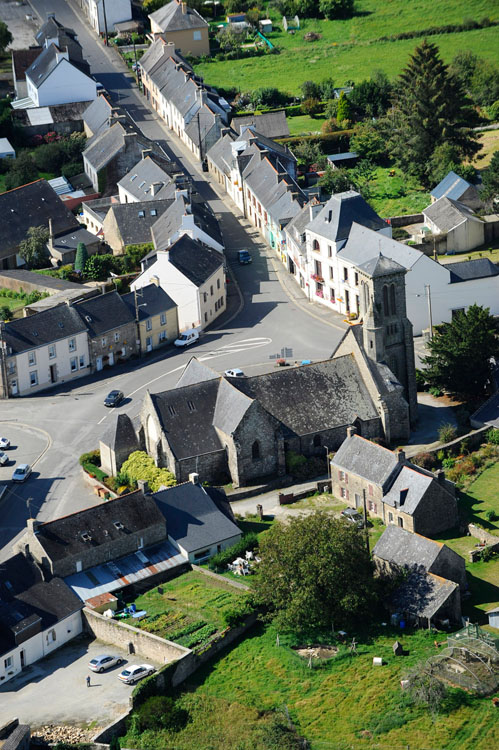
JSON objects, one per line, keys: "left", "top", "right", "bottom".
{"left": 101, "top": 254, "right": 418, "bottom": 487}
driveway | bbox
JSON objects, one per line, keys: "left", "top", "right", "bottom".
{"left": 0, "top": 636, "right": 158, "bottom": 729}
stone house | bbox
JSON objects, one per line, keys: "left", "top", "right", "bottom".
{"left": 148, "top": 0, "right": 210, "bottom": 57}
{"left": 331, "top": 432, "right": 458, "bottom": 535}
{"left": 431, "top": 170, "right": 482, "bottom": 211}
{"left": 0, "top": 552, "right": 83, "bottom": 685}
{"left": 101, "top": 199, "right": 172, "bottom": 254}
{"left": 122, "top": 281, "right": 179, "bottom": 355}
{"left": 73, "top": 290, "right": 139, "bottom": 371}
{"left": 100, "top": 413, "right": 140, "bottom": 478}
{"left": 373, "top": 525, "right": 466, "bottom": 625}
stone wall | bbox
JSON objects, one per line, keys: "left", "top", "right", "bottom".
{"left": 405, "top": 425, "right": 489, "bottom": 459}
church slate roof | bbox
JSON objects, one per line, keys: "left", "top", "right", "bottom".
{"left": 357, "top": 253, "right": 406, "bottom": 278}
{"left": 331, "top": 434, "right": 399, "bottom": 487}
{"left": 213, "top": 377, "right": 254, "bottom": 436}
{"left": 338, "top": 223, "right": 424, "bottom": 270}
{"left": 175, "top": 357, "right": 219, "bottom": 388}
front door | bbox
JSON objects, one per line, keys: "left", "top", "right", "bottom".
{"left": 108, "top": 352, "right": 114, "bottom": 366}
{"left": 355, "top": 493, "right": 361, "bottom": 509}
{"left": 11, "top": 379, "right": 18, "bottom": 395}
{"left": 50, "top": 364, "right": 57, "bottom": 383}
{"left": 96, "top": 357, "right": 103, "bottom": 371}
{"left": 20, "top": 649, "right": 26, "bottom": 669}
{"left": 146, "top": 336, "right": 152, "bottom": 352}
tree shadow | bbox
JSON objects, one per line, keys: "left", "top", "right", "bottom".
{"left": 461, "top": 571, "right": 499, "bottom": 623}
{"left": 458, "top": 490, "right": 498, "bottom": 532}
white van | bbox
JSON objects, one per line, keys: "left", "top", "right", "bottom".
{"left": 174, "top": 329, "right": 200, "bottom": 347}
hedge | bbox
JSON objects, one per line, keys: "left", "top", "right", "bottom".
{"left": 131, "top": 661, "right": 178, "bottom": 706}
{"left": 208, "top": 532, "right": 258, "bottom": 573}
{"left": 277, "top": 129, "right": 353, "bottom": 146}
{"left": 82, "top": 462, "right": 108, "bottom": 483}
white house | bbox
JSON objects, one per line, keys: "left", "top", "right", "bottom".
{"left": 151, "top": 192, "right": 224, "bottom": 254}
{"left": 422, "top": 197, "right": 485, "bottom": 253}
{"left": 23, "top": 44, "right": 96, "bottom": 107}
{"left": 85, "top": 0, "right": 132, "bottom": 35}
{"left": 0, "top": 138, "right": 15, "bottom": 159}
{"left": 131, "top": 235, "right": 226, "bottom": 331}
{"left": 117, "top": 156, "right": 175, "bottom": 204}
{"left": 0, "top": 550, "right": 83, "bottom": 686}
{"left": 2, "top": 304, "right": 90, "bottom": 396}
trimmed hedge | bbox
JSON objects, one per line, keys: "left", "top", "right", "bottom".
{"left": 82, "top": 462, "right": 108, "bottom": 483}
{"left": 208, "top": 532, "right": 258, "bottom": 573}
{"left": 79, "top": 449, "right": 100, "bottom": 467}
{"left": 377, "top": 16, "right": 497, "bottom": 43}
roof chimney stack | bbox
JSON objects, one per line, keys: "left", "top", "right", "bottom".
{"left": 189, "top": 472, "right": 199, "bottom": 485}
{"left": 182, "top": 2, "right": 187, "bottom": 13}
{"left": 137, "top": 479, "right": 150, "bottom": 495}
{"left": 346, "top": 425, "right": 357, "bottom": 439}
{"left": 397, "top": 449, "right": 405, "bottom": 464}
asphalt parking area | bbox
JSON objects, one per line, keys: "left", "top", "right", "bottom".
{"left": 0, "top": 1, "right": 38, "bottom": 49}
{"left": 0, "top": 424, "right": 48, "bottom": 484}
{"left": 0, "top": 637, "right": 159, "bottom": 729}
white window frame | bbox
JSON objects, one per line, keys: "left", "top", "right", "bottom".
{"left": 146, "top": 319, "right": 152, "bottom": 331}
{"left": 48, "top": 344, "right": 56, "bottom": 359}
{"left": 70, "top": 357, "right": 78, "bottom": 372}
{"left": 68, "top": 338, "right": 76, "bottom": 352}
{"left": 28, "top": 351, "right": 36, "bottom": 366}
{"left": 30, "top": 371, "right": 38, "bottom": 387}
{"left": 160, "top": 312, "right": 166, "bottom": 326}
{"left": 79, "top": 355, "right": 85, "bottom": 368}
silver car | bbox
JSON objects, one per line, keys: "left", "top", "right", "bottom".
{"left": 118, "top": 663, "right": 155, "bottom": 684}
{"left": 12, "top": 464, "right": 31, "bottom": 482}
{"left": 0, "top": 437, "right": 10, "bottom": 449}
{"left": 0, "top": 452, "right": 8, "bottom": 466}
{"left": 88, "top": 654, "right": 124, "bottom": 673}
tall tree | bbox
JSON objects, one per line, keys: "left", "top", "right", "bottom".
{"left": 74, "top": 242, "right": 88, "bottom": 273}
{"left": 386, "top": 40, "right": 481, "bottom": 187}
{"left": 253, "top": 512, "right": 376, "bottom": 634}
{"left": 422, "top": 305, "right": 498, "bottom": 398}
{"left": 18, "top": 226, "right": 49, "bottom": 268}
{"left": 0, "top": 22, "right": 12, "bottom": 56}
{"left": 336, "top": 90, "right": 351, "bottom": 125}
{"left": 481, "top": 150, "right": 499, "bottom": 204}
{"left": 318, "top": 164, "right": 352, "bottom": 194}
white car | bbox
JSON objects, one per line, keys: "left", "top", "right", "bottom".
{"left": 0, "top": 452, "right": 9, "bottom": 466}
{"left": 12, "top": 464, "right": 31, "bottom": 483}
{"left": 224, "top": 368, "right": 245, "bottom": 378}
{"left": 0, "top": 437, "right": 10, "bottom": 449}
{"left": 118, "top": 663, "right": 155, "bottom": 685}
{"left": 88, "top": 654, "right": 124, "bottom": 673}
{"left": 174, "top": 329, "right": 199, "bottom": 347}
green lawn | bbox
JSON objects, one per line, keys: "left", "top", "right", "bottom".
{"left": 196, "top": 1, "right": 499, "bottom": 94}
{"left": 121, "top": 570, "right": 247, "bottom": 648}
{"left": 439, "top": 246, "right": 499, "bottom": 264}
{"left": 460, "top": 460, "right": 499, "bottom": 534}
{"left": 0, "top": 295, "right": 25, "bottom": 315}
{"left": 368, "top": 166, "right": 431, "bottom": 217}
{"left": 287, "top": 113, "right": 328, "bottom": 135}
{"left": 123, "top": 624, "right": 499, "bottom": 750}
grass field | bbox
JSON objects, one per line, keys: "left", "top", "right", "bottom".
{"left": 196, "top": 0, "right": 499, "bottom": 94}
{"left": 121, "top": 570, "right": 247, "bottom": 648}
{"left": 368, "top": 167, "right": 430, "bottom": 217}
{"left": 472, "top": 129, "right": 499, "bottom": 170}
{"left": 287, "top": 113, "right": 328, "bottom": 135}
{"left": 123, "top": 623, "right": 499, "bottom": 750}
{"left": 0, "top": 295, "right": 25, "bottom": 315}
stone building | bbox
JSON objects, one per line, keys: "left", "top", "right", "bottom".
{"left": 373, "top": 525, "right": 466, "bottom": 625}
{"left": 331, "top": 431, "right": 458, "bottom": 535}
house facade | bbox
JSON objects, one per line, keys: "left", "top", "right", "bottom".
{"left": 24, "top": 45, "right": 96, "bottom": 107}
{"left": 84, "top": 0, "right": 132, "bottom": 35}
{"left": 148, "top": 0, "right": 210, "bottom": 57}
{"left": 422, "top": 197, "right": 485, "bottom": 253}
{"left": 122, "top": 281, "right": 179, "bottom": 354}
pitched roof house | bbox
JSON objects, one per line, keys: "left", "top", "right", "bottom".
{"left": 122, "top": 281, "right": 179, "bottom": 354}
{"left": 423, "top": 197, "right": 485, "bottom": 252}
{"left": 117, "top": 156, "right": 176, "bottom": 203}
{"left": 231, "top": 111, "right": 290, "bottom": 139}
{"left": 373, "top": 525, "right": 466, "bottom": 625}
{"left": 20, "top": 43, "right": 96, "bottom": 108}
{"left": 150, "top": 192, "right": 224, "bottom": 253}
{"left": 102, "top": 199, "right": 172, "bottom": 253}
{"left": 331, "top": 432, "right": 458, "bottom": 535}
{"left": 431, "top": 170, "right": 482, "bottom": 210}
{"left": 149, "top": 0, "right": 210, "bottom": 57}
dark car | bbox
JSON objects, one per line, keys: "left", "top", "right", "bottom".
{"left": 202, "top": 158, "right": 209, "bottom": 172}
{"left": 238, "top": 249, "right": 252, "bottom": 265}
{"left": 104, "top": 390, "right": 124, "bottom": 407}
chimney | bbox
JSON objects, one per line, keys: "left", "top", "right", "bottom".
{"left": 27, "top": 518, "right": 40, "bottom": 534}
{"left": 346, "top": 425, "right": 357, "bottom": 439}
{"left": 397, "top": 449, "right": 406, "bottom": 464}
{"left": 151, "top": 275, "right": 160, "bottom": 287}
{"left": 436, "top": 469, "right": 446, "bottom": 484}
{"left": 137, "top": 479, "right": 150, "bottom": 495}
{"left": 141, "top": 148, "right": 152, "bottom": 160}
{"left": 221, "top": 127, "right": 231, "bottom": 137}
{"left": 189, "top": 472, "right": 199, "bottom": 485}
{"left": 259, "top": 149, "right": 269, "bottom": 161}
{"left": 48, "top": 218, "right": 54, "bottom": 250}
{"left": 182, "top": 2, "right": 187, "bottom": 13}
{"left": 399, "top": 488, "right": 408, "bottom": 507}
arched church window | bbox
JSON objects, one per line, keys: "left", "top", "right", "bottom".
{"left": 390, "top": 284, "right": 396, "bottom": 316}
{"left": 383, "top": 285, "right": 389, "bottom": 316}
{"left": 313, "top": 434, "right": 322, "bottom": 448}
{"left": 252, "top": 440, "right": 260, "bottom": 460}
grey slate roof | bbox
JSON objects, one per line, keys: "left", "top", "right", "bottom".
{"left": 102, "top": 413, "right": 139, "bottom": 453}
{"left": 205, "top": 129, "right": 237, "bottom": 174}
{"left": 338, "top": 223, "right": 424, "bottom": 270}
{"left": 431, "top": 171, "right": 473, "bottom": 201}
{"left": 0, "top": 552, "right": 83, "bottom": 658}
{"left": 25, "top": 44, "right": 77, "bottom": 89}
{"left": 448, "top": 258, "right": 499, "bottom": 283}
{"left": 34, "top": 493, "right": 165, "bottom": 562}
{"left": 331, "top": 434, "right": 399, "bottom": 488}
{"left": 12, "top": 48, "right": 41, "bottom": 82}
{"left": 0, "top": 179, "right": 79, "bottom": 253}
{"left": 106, "top": 199, "right": 172, "bottom": 246}
{"left": 152, "top": 482, "right": 241, "bottom": 553}
{"left": 357, "top": 253, "right": 406, "bottom": 278}
{"left": 231, "top": 111, "right": 290, "bottom": 139}
{"left": 213, "top": 377, "right": 253, "bottom": 436}
{"left": 3, "top": 303, "right": 87, "bottom": 355}
{"left": 122, "top": 283, "right": 177, "bottom": 321}
{"left": 423, "top": 197, "right": 484, "bottom": 233}
{"left": 390, "top": 570, "right": 458, "bottom": 620}
{"left": 50, "top": 226, "right": 98, "bottom": 257}
{"left": 83, "top": 94, "right": 114, "bottom": 137}
{"left": 231, "top": 356, "right": 379, "bottom": 435}
{"left": 184, "top": 105, "right": 217, "bottom": 149}
{"left": 83, "top": 122, "right": 128, "bottom": 172}
{"left": 150, "top": 1, "right": 209, "bottom": 32}
{"left": 382, "top": 466, "right": 434, "bottom": 515}
{"left": 165, "top": 234, "right": 223, "bottom": 287}
{"left": 307, "top": 191, "right": 388, "bottom": 243}
{"left": 118, "top": 156, "right": 175, "bottom": 201}
{"left": 373, "top": 525, "right": 443, "bottom": 571}
{"left": 151, "top": 380, "right": 224, "bottom": 460}
{"left": 0, "top": 269, "right": 88, "bottom": 293}
{"left": 175, "top": 357, "right": 219, "bottom": 388}
{"left": 73, "top": 290, "right": 135, "bottom": 336}
{"left": 151, "top": 195, "right": 222, "bottom": 250}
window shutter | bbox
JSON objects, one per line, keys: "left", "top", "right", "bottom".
{"left": 338, "top": 470, "right": 342, "bottom": 480}
{"left": 346, "top": 489, "right": 350, "bottom": 500}
{"left": 345, "top": 473, "right": 348, "bottom": 485}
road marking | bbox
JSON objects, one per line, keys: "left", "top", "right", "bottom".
{"left": 0, "top": 421, "right": 52, "bottom": 469}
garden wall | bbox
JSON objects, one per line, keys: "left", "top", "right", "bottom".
{"left": 406, "top": 425, "right": 489, "bottom": 459}
{"left": 387, "top": 213, "right": 423, "bottom": 227}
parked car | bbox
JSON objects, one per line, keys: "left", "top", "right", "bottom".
{"left": 104, "top": 390, "right": 124, "bottom": 407}
{"left": 89, "top": 654, "right": 124, "bottom": 673}
{"left": 174, "top": 329, "right": 199, "bottom": 347}
{"left": 224, "top": 368, "right": 245, "bottom": 378}
{"left": 0, "top": 452, "right": 9, "bottom": 466}
{"left": 12, "top": 464, "right": 31, "bottom": 483}
{"left": 202, "top": 158, "right": 209, "bottom": 172}
{"left": 237, "top": 249, "right": 252, "bottom": 265}
{"left": 340, "top": 508, "right": 364, "bottom": 527}
{"left": 0, "top": 437, "right": 10, "bottom": 449}
{"left": 118, "top": 664, "right": 155, "bottom": 685}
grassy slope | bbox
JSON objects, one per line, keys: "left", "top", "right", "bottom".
{"left": 196, "top": 0, "right": 499, "bottom": 94}
{"left": 368, "top": 167, "right": 431, "bottom": 217}
{"left": 0, "top": 295, "right": 25, "bottom": 313}
{"left": 472, "top": 129, "right": 499, "bottom": 170}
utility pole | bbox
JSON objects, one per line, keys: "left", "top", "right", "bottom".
{"left": 102, "top": 0, "right": 109, "bottom": 46}
{"left": 362, "top": 489, "right": 369, "bottom": 555}
{"left": 425, "top": 284, "right": 433, "bottom": 339}
{"left": 0, "top": 321, "right": 9, "bottom": 400}
{"left": 196, "top": 112, "right": 203, "bottom": 162}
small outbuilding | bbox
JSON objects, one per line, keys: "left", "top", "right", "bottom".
{"left": 487, "top": 606, "right": 499, "bottom": 630}
{"left": 259, "top": 19, "right": 272, "bottom": 33}
{"left": 327, "top": 152, "right": 358, "bottom": 170}
{"left": 0, "top": 138, "right": 16, "bottom": 159}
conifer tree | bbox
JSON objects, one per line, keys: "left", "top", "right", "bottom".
{"left": 74, "top": 242, "right": 88, "bottom": 273}
{"left": 387, "top": 40, "right": 481, "bottom": 187}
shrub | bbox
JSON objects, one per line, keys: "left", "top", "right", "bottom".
{"left": 285, "top": 450, "right": 307, "bottom": 475}
{"left": 429, "top": 386, "right": 443, "bottom": 397}
{"left": 136, "top": 695, "right": 189, "bottom": 732}
{"left": 177, "top": 623, "right": 217, "bottom": 648}
{"left": 486, "top": 510, "right": 498, "bottom": 522}
{"left": 221, "top": 596, "right": 254, "bottom": 628}
{"left": 79, "top": 449, "right": 100, "bottom": 467}
{"left": 442, "top": 457, "right": 455, "bottom": 469}
{"left": 480, "top": 546, "right": 496, "bottom": 562}
{"left": 457, "top": 457, "right": 476, "bottom": 476}
{"left": 0, "top": 305, "right": 12, "bottom": 321}
{"left": 120, "top": 451, "right": 176, "bottom": 492}
{"left": 411, "top": 452, "right": 437, "bottom": 470}
{"left": 486, "top": 428, "right": 499, "bottom": 445}
{"left": 438, "top": 423, "right": 457, "bottom": 444}
{"left": 83, "top": 462, "right": 108, "bottom": 482}
{"left": 300, "top": 97, "right": 322, "bottom": 116}
{"left": 208, "top": 532, "right": 258, "bottom": 572}
{"left": 415, "top": 368, "right": 428, "bottom": 391}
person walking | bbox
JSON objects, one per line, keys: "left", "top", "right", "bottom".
{"left": 86, "top": 675, "right": 91, "bottom": 687}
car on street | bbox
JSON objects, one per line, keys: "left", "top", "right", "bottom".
{"left": 12, "top": 464, "right": 31, "bottom": 483}
{"left": 88, "top": 654, "right": 124, "bottom": 673}
{"left": 104, "top": 390, "right": 124, "bottom": 407}
{"left": 224, "top": 368, "right": 245, "bottom": 378}
{"left": 174, "top": 329, "right": 199, "bottom": 347}
{"left": 237, "top": 249, "right": 252, "bottom": 265}
{"left": 340, "top": 508, "right": 364, "bottom": 527}
{"left": 118, "top": 664, "right": 155, "bottom": 685}
{"left": 0, "top": 452, "right": 9, "bottom": 466}
{"left": 0, "top": 437, "right": 10, "bottom": 449}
